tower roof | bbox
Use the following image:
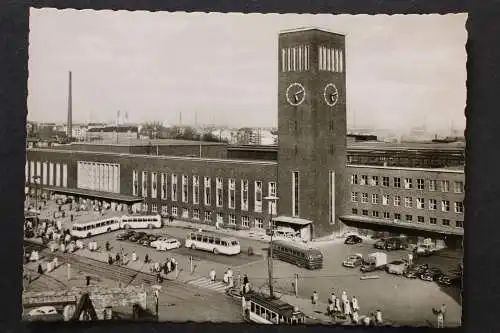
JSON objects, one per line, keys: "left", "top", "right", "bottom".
{"left": 279, "top": 27, "right": 345, "bottom": 36}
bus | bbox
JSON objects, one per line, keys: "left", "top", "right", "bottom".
{"left": 70, "top": 217, "right": 121, "bottom": 238}
{"left": 271, "top": 240, "right": 323, "bottom": 270}
{"left": 120, "top": 215, "right": 162, "bottom": 229}
{"left": 243, "top": 291, "right": 306, "bottom": 324}
{"left": 185, "top": 231, "right": 241, "bottom": 255}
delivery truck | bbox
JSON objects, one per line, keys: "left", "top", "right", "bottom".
{"left": 360, "top": 252, "right": 388, "bottom": 273}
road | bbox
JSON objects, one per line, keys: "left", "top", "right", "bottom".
{"left": 240, "top": 238, "right": 462, "bottom": 327}
{"left": 88, "top": 225, "right": 267, "bottom": 281}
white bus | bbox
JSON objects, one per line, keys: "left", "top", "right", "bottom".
{"left": 70, "top": 217, "right": 121, "bottom": 238}
{"left": 185, "top": 231, "right": 241, "bottom": 255}
{"left": 120, "top": 214, "right": 162, "bottom": 229}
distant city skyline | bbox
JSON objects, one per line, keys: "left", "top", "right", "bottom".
{"left": 28, "top": 10, "right": 467, "bottom": 134}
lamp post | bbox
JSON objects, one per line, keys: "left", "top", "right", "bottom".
{"left": 264, "top": 195, "right": 279, "bottom": 298}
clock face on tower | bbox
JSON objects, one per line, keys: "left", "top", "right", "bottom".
{"left": 286, "top": 82, "right": 306, "bottom": 106}
{"left": 323, "top": 83, "right": 339, "bottom": 107}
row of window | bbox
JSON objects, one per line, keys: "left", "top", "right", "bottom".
{"left": 350, "top": 192, "right": 464, "bottom": 213}
{"left": 351, "top": 208, "right": 463, "bottom": 228}
{"left": 351, "top": 175, "right": 464, "bottom": 193}
{"left": 132, "top": 171, "right": 278, "bottom": 214}
{"left": 26, "top": 161, "right": 68, "bottom": 188}
{"left": 77, "top": 161, "right": 120, "bottom": 194}
{"left": 141, "top": 203, "right": 265, "bottom": 229}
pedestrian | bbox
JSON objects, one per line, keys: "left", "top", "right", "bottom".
{"left": 408, "top": 252, "right": 413, "bottom": 266}
{"left": 311, "top": 291, "right": 318, "bottom": 306}
{"left": 330, "top": 292, "right": 336, "bottom": 304}
{"left": 131, "top": 251, "right": 137, "bottom": 262}
{"left": 343, "top": 300, "right": 352, "bottom": 317}
{"left": 37, "top": 263, "right": 44, "bottom": 275}
{"left": 145, "top": 254, "right": 149, "bottom": 264}
{"left": 440, "top": 303, "right": 447, "bottom": 322}
{"left": 209, "top": 268, "right": 216, "bottom": 282}
{"left": 166, "top": 260, "right": 172, "bottom": 273}
{"left": 351, "top": 296, "right": 360, "bottom": 312}
{"left": 86, "top": 275, "right": 91, "bottom": 286}
{"left": 375, "top": 309, "right": 383, "bottom": 325}
{"left": 437, "top": 311, "right": 444, "bottom": 328}
{"left": 115, "top": 253, "right": 121, "bottom": 265}
{"left": 352, "top": 310, "right": 359, "bottom": 325}
{"left": 108, "top": 255, "right": 113, "bottom": 265}
{"left": 327, "top": 302, "right": 335, "bottom": 316}
{"left": 341, "top": 290, "right": 348, "bottom": 303}
{"left": 363, "top": 315, "right": 371, "bottom": 326}
{"left": 243, "top": 274, "right": 249, "bottom": 285}
{"left": 334, "top": 297, "right": 342, "bottom": 313}
{"left": 223, "top": 271, "right": 229, "bottom": 284}
{"left": 105, "top": 241, "right": 110, "bottom": 252}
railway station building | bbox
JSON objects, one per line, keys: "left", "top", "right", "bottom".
{"left": 25, "top": 28, "right": 464, "bottom": 248}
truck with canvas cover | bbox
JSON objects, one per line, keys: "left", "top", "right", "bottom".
{"left": 360, "top": 252, "right": 388, "bottom": 273}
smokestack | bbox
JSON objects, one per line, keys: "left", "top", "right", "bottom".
{"left": 179, "top": 112, "right": 182, "bottom": 126}
{"left": 67, "top": 71, "right": 72, "bottom": 139}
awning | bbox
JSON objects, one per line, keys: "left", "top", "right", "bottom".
{"left": 273, "top": 215, "right": 312, "bottom": 226}
{"left": 41, "top": 186, "right": 144, "bottom": 204}
{"left": 340, "top": 215, "right": 464, "bottom": 236}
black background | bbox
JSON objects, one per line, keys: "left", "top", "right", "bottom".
{"left": 0, "top": 1, "right": 494, "bottom": 333}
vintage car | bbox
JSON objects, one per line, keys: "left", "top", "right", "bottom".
{"left": 342, "top": 253, "right": 363, "bottom": 268}
{"left": 386, "top": 260, "right": 408, "bottom": 275}
{"left": 420, "top": 267, "right": 444, "bottom": 282}
{"left": 404, "top": 264, "right": 429, "bottom": 279}
{"left": 344, "top": 235, "right": 363, "bottom": 245}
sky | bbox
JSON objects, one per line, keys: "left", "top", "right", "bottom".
{"left": 28, "top": 10, "right": 467, "bottom": 132}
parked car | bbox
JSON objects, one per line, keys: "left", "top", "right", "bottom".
{"left": 404, "top": 264, "right": 429, "bottom": 279}
{"left": 384, "top": 238, "right": 409, "bottom": 251}
{"left": 28, "top": 306, "right": 58, "bottom": 317}
{"left": 386, "top": 260, "right": 408, "bottom": 275}
{"left": 438, "top": 274, "right": 462, "bottom": 287}
{"left": 342, "top": 253, "right": 363, "bottom": 268}
{"left": 151, "top": 238, "right": 182, "bottom": 251}
{"left": 420, "top": 267, "right": 444, "bottom": 282}
{"left": 116, "top": 231, "right": 135, "bottom": 241}
{"left": 344, "top": 235, "right": 363, "bottom": 245}
{"left": 128, "top": 232, "right": 147, "bottom": 242}
{"left": 374, "top": 239, "right": 387, "bottom": 250}
{"left": 414, "top": 243, "right": 437, "bottom": 257}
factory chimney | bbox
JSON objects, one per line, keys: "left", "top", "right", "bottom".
{"left": 67, "top": 71, "right": 73, "bottom": 139}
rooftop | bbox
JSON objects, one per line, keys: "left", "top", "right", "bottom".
{"left": 29, "top": 148, "right": 277, "bottom": 166}
{"left": 279, "top": 27, "right": 345, "bottom": 36}
{"left": 347, "top": 164, "right": 465, "bottom": 174}
{"left": 67, "top": 138, "right": 227, "bottom": 147}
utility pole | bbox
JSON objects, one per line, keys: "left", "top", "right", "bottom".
{"left": 264, "top": 195, "right": 279, "bottom": 298}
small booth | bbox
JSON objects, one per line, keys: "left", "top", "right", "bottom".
{"left": 271, "top": 216, "right": 313, "bottom": 242}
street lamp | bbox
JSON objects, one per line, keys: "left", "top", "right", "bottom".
{"left": 264, "top": 195, "right": 279, "bottom": 298}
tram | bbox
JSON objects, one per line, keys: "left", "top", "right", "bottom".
{"left": 242, "top": 291, "right": 306, "bottom": 325}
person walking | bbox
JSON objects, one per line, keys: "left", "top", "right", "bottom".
{"left": 351, "top": 296, "right": 360, "bottom": 312}
{"left": 408, "top": 252, "right": 413, "bottom": 266}
{"left": 209, "top": 268, "right": 216, "bottom": 283}
{"left": 330, "top": 292, "right": 336, "bottom": 305}
{"left": 352, "top": 310, "right": 359, "bottom": 325}
{"left": 341, "top": 290, "right": 348, "bottom": 303}
{"left": 311, "top": 291, "right": 319, "bottom": 307}
{"left": 375, "top": 309, "right": 383, "bottom": 325}
{"left": 437, "top": 311, "right": 444, "bottom": 328}
{"left": 145, "top": 254, "right": 150, "bottom": 264}
{"left": 105, "top": 241, "right": 110, "bottom": 252}
{"left": 334, "top": 297, "right": 342, "bottom": 314}
{"left": 343, "top": 299, "right": 352, "bottom": 317}
{"left": 440, "top": 304, "right": 447, "bottom": 323}
{"left": 131, "top": 251, "right": 137, "bottom": 262}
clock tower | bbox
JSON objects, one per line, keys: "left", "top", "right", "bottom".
{"left": 277, "top": 28, "right": 348, "bottom": 238}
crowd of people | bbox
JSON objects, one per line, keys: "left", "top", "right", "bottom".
{"left": 311, "top": 289, "right": 383, "bottom": 326}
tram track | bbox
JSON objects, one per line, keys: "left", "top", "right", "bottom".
{"left": 24, "top": 239, "right": 157, "bottom": 286}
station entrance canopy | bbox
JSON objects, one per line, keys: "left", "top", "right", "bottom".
{"left": 272, "top": 216, "right": 313, "bottom": 242}
{"left": 42, "top": 186, "right": 144, "bottom": 204}
{"left": 340, "top": 215, "right": 464, "bottom": 237}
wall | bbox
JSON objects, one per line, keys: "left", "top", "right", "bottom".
{"left": 346, "top": 164, "right": 465, "bottom": 232}
{"left": 23, "top": 286, "right": 148, "bottom": 320}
